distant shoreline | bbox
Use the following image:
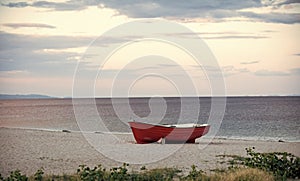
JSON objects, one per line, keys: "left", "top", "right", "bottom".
{"left": 0, "top": 94, "right": 56, "bottom": 100}
{"left": 1, "top": 94, "right": 300, "bottom": 100}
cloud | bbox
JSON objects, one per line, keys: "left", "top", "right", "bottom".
{"left": 0, "top": 47, "right": 79, "bottom": 74}
{"left": 240, "top": 60, "right": 260, "bottom": 65}
{"left": 0, "top": 30, "right": 159, "bottom": 77}
{"left": 2, "top": 1, "right": 28, "bottom": 8}
{"left": 2, "top": 0, "right": 300, "bottom": 24}
{"left": 254, "top": 68, "right": 300, "bottom": 77}
{"left": 254, "top": 69, "right": 289, "bottom": 76}
{"left": 0, "top": 31, "right": 95, "bottom": 75}
{"left": 162, "top": 32, "right": 269, "bottom": 40}
{"left": 206, "top": 65, "right": 300, "bottom": 77}
{"left": 0, "top": 70, "right": 30, "bottom": 78}
{"left": 190, "top": 65, "right": 249, "bottom": 77}
{"left": 97, "top": 0, "right": 263, "bottom": 18}
{"left": 109, "top": 1, "right": 300, "bottom": 24}
{"left": 157, "top": 64, "right": 179, "bottom": 68}
{"left": 240, "top": 11, "right": 300, "bottom": 24}
{"left": 203, "top": 35, "right": 268, "bottom": 39}
{"left": 2, "top": 0, "right": 261, "bottom": 13}
{"left": 0, "top": 31, "right": 93, "bottom": 51}
{"left": 266, "top": 0, "right": 300, "bottom": 6}
{"left": 261, "top": 30, "right": 278, "bottom": 33}
{"left": 3, "top": 23, "right": 56, "bottom": 29}
{"left": 289, "top": 68, "right": 300, "bottom": 75}
{"left": 221, "top": 66, "right": 249, "bottom": 76}
{"left": 293, "top": 53, "right": 300, "bottom": 56}
{"left": 2, "top": 1, "right": 87, "bottom": 11}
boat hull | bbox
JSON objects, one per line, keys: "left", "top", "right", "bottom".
{"left": 128, "top": 122, "right": 210, "bottom": 144}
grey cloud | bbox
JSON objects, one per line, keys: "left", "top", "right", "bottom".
{"left": 191, "top": 65, "right": 220, "bottom": 72}
{"left": 3, "top": 23, "right": 56, "bottom": 29}
{"left": 190, "top": 65, "right": 249, "bottom": 77}
{"left": 199, "top": 64, "right": 299, "bottom": 77}
{"left": 2, "top": 1, "right": 86, "bottom": 11}
{"left": 90, "top": 35, "right": 144, "bottom": 48}
{"left": 0, "top": 31, "right": 149, "bottom": 76}
{"left": 241, "top": 60, "right": 260, "bottom": 65}
{"left": 203, "top": 35, "right": 268, "bottom": 39}
{"left": 269, "top": 0, "right": 300, "bottom": 6}
{"left": 157, "top": 64, "right": 179, "bottom": 68}
{"left": 33, "top": 0, "right": 88, "bottom": 11}
{"left": 293, "top": 53, "right": 300, "bottom": 56}
{"left": 0, "top": 47, "right": 78, "bottom": 74}
{"left": 2, "top": 0, "right": 262, "bottom": 12}
{"left": 0, "top": 32, "right": 94, "bottom": 75}
{"left": 254, "top": 68, "right": 300, "bottom": 76}
{"left": 3, "top": 1, "right": 28, "bottom": 8}
{"left": 133, "top": 66, "right": 159, "bottom": 71}
{"left": 240, "top": 11, "right": 300, "bottom": 24}
{"left": 98, "top": 0, "right": 300, "bottom": 24}
{"left": 98, "top": 0, "right": 262, "bottom": 18}
{"left": 0, "top": 31, "right": 158, "bottom": 77}
{"left": 221, "top": 66, "right": 250, "bottom": 76}
{"left": 0, "top": 31, "right": 93, "bottom": 51}
{"left": 2, "top": 0, "right": 300, "bottom": 24}
{"left": 261, "top": 30, "right": 278, "bottom": 33}
{"left": 161, "top": 32, "right": 269, "bottom": 40}
{"left": 289, "top": 68, "right": 300, "bottom": 75}
{"left": 255, "top": 69, "right": 289, "bottom": 76}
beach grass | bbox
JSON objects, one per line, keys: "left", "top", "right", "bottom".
{"left": 210, "top": 168, "right": 274, "bottom": 181}
{"left": 225, "top": 147, "right": 300, "bottom": 180}
{"left": 1, "top": 166, "right": 275, "bottom": 181}
{"left": 2, "top": 148, "right": 299, "bottom": 181}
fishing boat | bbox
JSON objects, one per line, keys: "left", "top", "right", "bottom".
{"left": 128, "top": 121, "right": 210, "bottom": 144}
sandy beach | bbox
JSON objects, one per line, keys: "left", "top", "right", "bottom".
{"left": 0, "top": 127, "right": 299, "bottom": 177}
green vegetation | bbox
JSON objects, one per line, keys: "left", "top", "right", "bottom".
{"left": 0, "top": 170, "right": 28, "bottom": 181}
{"left": 0, "top": 148, "right": 299, "bottom": 181}
{"left": 225, "top": 147, "right": 300, "bottom": 180}
{"left": 0, "top": 166, "right": 274, "bottom": 181}
{"left": 75, "top": 163, "right": 182, "bottom": 181}
{"left": 211, "top": 168, "right": 274, "bottom": 181}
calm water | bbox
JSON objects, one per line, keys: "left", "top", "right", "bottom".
{"left": 0, "top": 97, "right": 299, "bottom": 142}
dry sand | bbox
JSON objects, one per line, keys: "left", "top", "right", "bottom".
{"left": 0, "top": 127, "right": 299, "bottom": 177}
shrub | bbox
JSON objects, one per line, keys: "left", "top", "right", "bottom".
{"left": 229, "top": 147, "right": 300, "bottom": 180}
{"left": 77, "top": 164, "right": 107, "bottom": 181}
{"left": 109, "top": 163, "right": 130, "bottom": 180}
{"left": 2, "top": 170, "right": 28, "bottom": 181}
{"left": 183, "top": 165, "right": 208, "bottom": 181}
{"left": 33, "top": 169, "right": 44, "bottom": 181}
{"left": 142, "top": 168, "right": 181, "bottom": 181}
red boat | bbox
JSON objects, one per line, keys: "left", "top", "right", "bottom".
{"left": 128, "top": 121, "right": 210, "bottom": 144}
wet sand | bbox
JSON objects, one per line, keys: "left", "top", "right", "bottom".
{"left": 0, "top": 127, "right": 299, "bottom": 176}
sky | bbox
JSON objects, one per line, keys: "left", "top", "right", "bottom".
{"left": 0, "top": 0, "right": 299, "bottom": 97}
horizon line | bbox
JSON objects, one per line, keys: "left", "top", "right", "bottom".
{"left": 1, "top": 93, "right": 300, "bottom": 100}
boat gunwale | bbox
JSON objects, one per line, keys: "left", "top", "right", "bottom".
{"left": 128, "top": 121, "right": 209, "bottom": 129}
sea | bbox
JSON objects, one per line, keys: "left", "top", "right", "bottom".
{"left": 0, "top": 96, "right": 299, "bottom": 142}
